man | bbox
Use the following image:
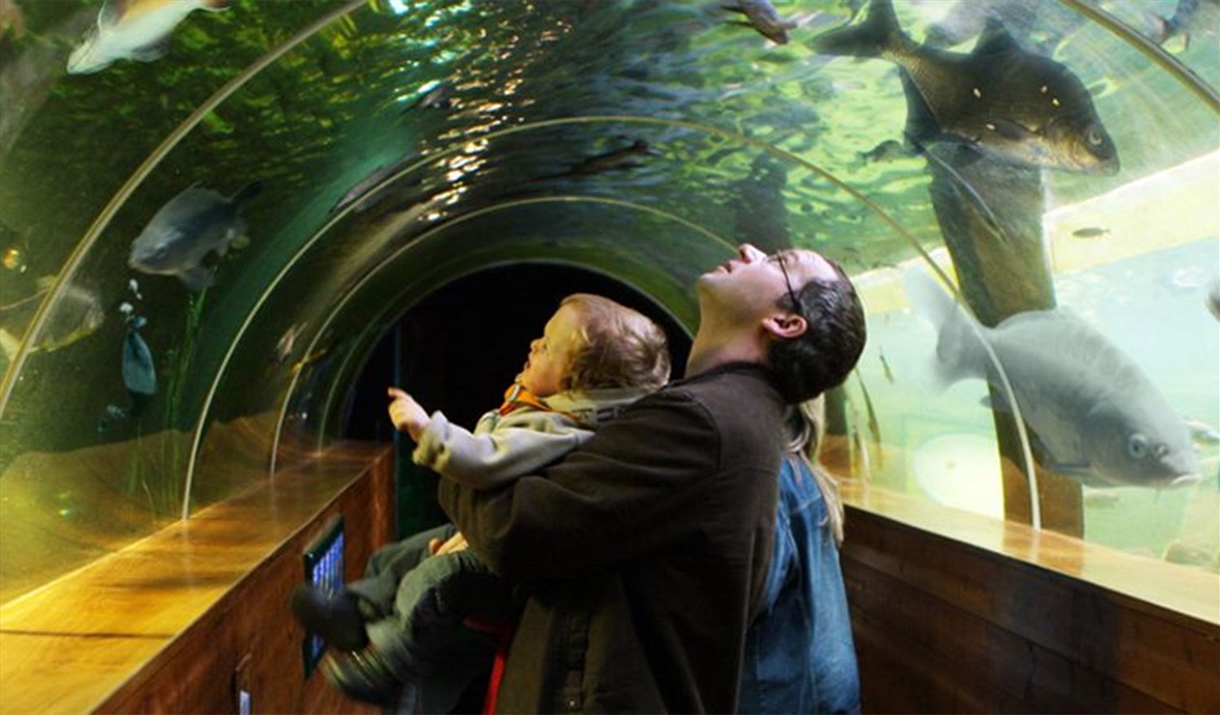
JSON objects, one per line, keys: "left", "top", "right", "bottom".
{"left": 327, "top": 243, "right": 866, "bottom": 713}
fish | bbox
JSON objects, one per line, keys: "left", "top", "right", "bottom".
{"left": 725, "top": 0, "right": 797, "bottom": 45}
{"left": 129, "top": 180, "right": 262, "bottom": 290}
{"left": 1145, "top": 0, "right": 1220, "bottom": 51}
{"left": 566, "top": 139, "right": 659, "bottom": 176}
{"left": 122, "top": 315, "right": 156, "bottom": 414}
{"left": 1071, "top": 226, "right": 1110, "bottom": 239}
{"left": 68, "top": 0, "right": 230, "bottom": 75}
{"left": 878, "top": 348, "right": 894, "bottom": 384}
{"left": 0, "top": 277, "right": 105, "bottom": 361}
{"left": 330, "top": 155, "right": 419, "bottom": 214}
{"left": 905, "top": 269, "right": 1199, "bottom": 489}
{"left": 400, "top": 81, "right": 453, "bottom": 113}
{"left": 813, "top": 0, "right": 1119, "bottom": 175}
{"left": 1207, "top": 278, "right": 1220, "bottom": 321}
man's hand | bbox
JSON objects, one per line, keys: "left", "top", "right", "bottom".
{"left": 387, "top": 387, "right": 430, "bottom": 441}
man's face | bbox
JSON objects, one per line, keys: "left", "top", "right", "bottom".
{"left": 698, "top": 244, "right": 837, "bottom": 324}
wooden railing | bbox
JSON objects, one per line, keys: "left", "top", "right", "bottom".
{"left": 0, "top": 441, "right": 394, "bottom": 715}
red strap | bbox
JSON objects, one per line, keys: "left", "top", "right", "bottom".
{"left": 482, "top": 621, "right": 516, "bottom": 714}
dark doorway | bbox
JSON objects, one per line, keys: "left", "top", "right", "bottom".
{"left": 343, "top": 262, "right": 692, "bottom": 537}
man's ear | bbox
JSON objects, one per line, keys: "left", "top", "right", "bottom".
{"left": 763, "top": 313, "right": 807, "bottom": 340}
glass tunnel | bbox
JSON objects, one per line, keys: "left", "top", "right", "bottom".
{"left": 0, "top": 0, "right": 1217, "bottom": 618}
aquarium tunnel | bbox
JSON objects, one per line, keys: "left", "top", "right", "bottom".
{"left": 0, "top": 0, "right": 1217, "bottom": 712}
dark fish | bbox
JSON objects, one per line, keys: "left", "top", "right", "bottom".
{"left": 814, "top": 0, "right": 1119, "bottom": 174}
{"left": 725, "top": 0, "right": 797, "bottom": 44}
{"left": 879, "top": 349, "right": 894, "bottom": 383}
{"left": 1146, "top": 0, "right": 1220, "bottom": 51}
{"left": 401, "top": 81, "right": 452, "bottom": 113}
{"left": 68, "top": 0, "right": 230, "bottom": 75}
{"left": 1207, "top": 279, "right": 1220, "bottom": 321}
{"left": 1071, "top": 226, "right": 1110, "bottom": 239}
{"left": 129, "top": 180, "right": 262, "bottom": 290}
{"left": 122, "top": 316, "right": 156, "bottom": 414}
{"left": 906, "top": 270, "right": 1199, "bottom": 489}
{"left": 567, "top": 139, "right": 659, "bottom": 176}
{"left": 330, "top": 155, "right": 418, "bottom": 214}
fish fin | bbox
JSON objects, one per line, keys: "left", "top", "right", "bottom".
{"left": 203, "top": 0, "right": 233, "bottom": 11}
{"left": 899, "top": 73, "right": 941, "bottom": 146}
{"left": 98, "top": 0, "right": 126, "bottom": 29}
{"left": 988, "top": 118, "right": 1034, "bottom": 141}
{"left": 0, "top": 328, "right": 18, "bottom": 361}
{"left": 812, "top": 0, "right": 904, "bottom": 58}
{"left": 178, "top": 266, "right": 214, "bottom": 291}
{"left": 903, "top": 269, "right": 988, "bottom": 390}
{"left": 1186, "top": 419, "right": 1220, "bottom": 445}
{"left": 919, "top": 141, "right": 1012, "bottom": 248}
{"left": 973, "top": 19, "right": 1023, "bottom": 57}
{"left": 230, "top": 180, "right": 264, "bottom": 205}
{"left": 129, "top": 37, "right": 171, "bottom": 63}
{"left": 979, "top": 392, "right": 1013, "bottom": 414}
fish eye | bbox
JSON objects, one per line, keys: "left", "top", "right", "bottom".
{"left": 1086, "top": 127, "right": 1104, "bottom": 147}
{"left": 1126, "top": 434, "right": 1149, "bottom": 459}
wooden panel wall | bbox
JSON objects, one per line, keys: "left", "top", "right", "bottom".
{"left": 0, "top": 441, "right": 395, "bottom": 715}
{"left": 841, "top": 499, "right": 1220, "bottom": 714}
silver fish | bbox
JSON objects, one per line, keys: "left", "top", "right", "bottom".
{"left": 129, "top": 181, "right": 262, "bottom": 290}
{"left": 725, "top": 0, "right": 797, "bottom": 45}
{"left": 905, "top": 270, "right": 1199, "bottom": 489}
{"left": 814, "top": 0, "right": 1119, "bottom": 174}
{"left": 68, "top": 0, "right": 230, "bottom": 75}
{"left": 0, "top": 278, "right": 104, "bottom": 361}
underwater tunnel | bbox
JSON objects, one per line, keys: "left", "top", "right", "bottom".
{"left": 0, "top": 0, "right": 1217, "bottom": 712}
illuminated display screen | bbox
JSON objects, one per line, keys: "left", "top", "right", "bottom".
{"left": 301, "top": 517, "right": 345, "bottom": 677}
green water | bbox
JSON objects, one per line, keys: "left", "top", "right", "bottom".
{"left": 0, "top": 0, "right": 1216, "bottom": 602}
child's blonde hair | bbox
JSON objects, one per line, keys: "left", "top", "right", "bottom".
{"left": 558, "top": 293, "right": 671, "bottom": 392}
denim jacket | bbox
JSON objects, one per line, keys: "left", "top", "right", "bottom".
{"left": 739, "top": 457, "right": 862, "bottom": 714}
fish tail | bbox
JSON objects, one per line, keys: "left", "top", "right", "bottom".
{"left": 231, "top": 180, "right": 264, "bottom": 205}
{"left": 904, "top": 269, "right": 986, "bottom": 389}
{"left": 812, "top": 0, "right": 907, "bottom": 59}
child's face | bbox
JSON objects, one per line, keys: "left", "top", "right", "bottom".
{"left": 519, "top": 302, "right": 584, "bottom": 398}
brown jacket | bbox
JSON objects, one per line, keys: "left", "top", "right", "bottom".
{"left": 439, "top": 363, "right": 786, "bottom": 713}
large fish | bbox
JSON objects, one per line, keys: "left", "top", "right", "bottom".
{"left": 129, "top": 181, "right": 262, "bottom": 291}
{"left": 68, "top": 0, "right": 230, "bottom": 75}
{"left": 905, "top": 270, "right": 1199, "bottom": 490}
{"left": 813, "top": 0, "right": 1119, "bottom": 174}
